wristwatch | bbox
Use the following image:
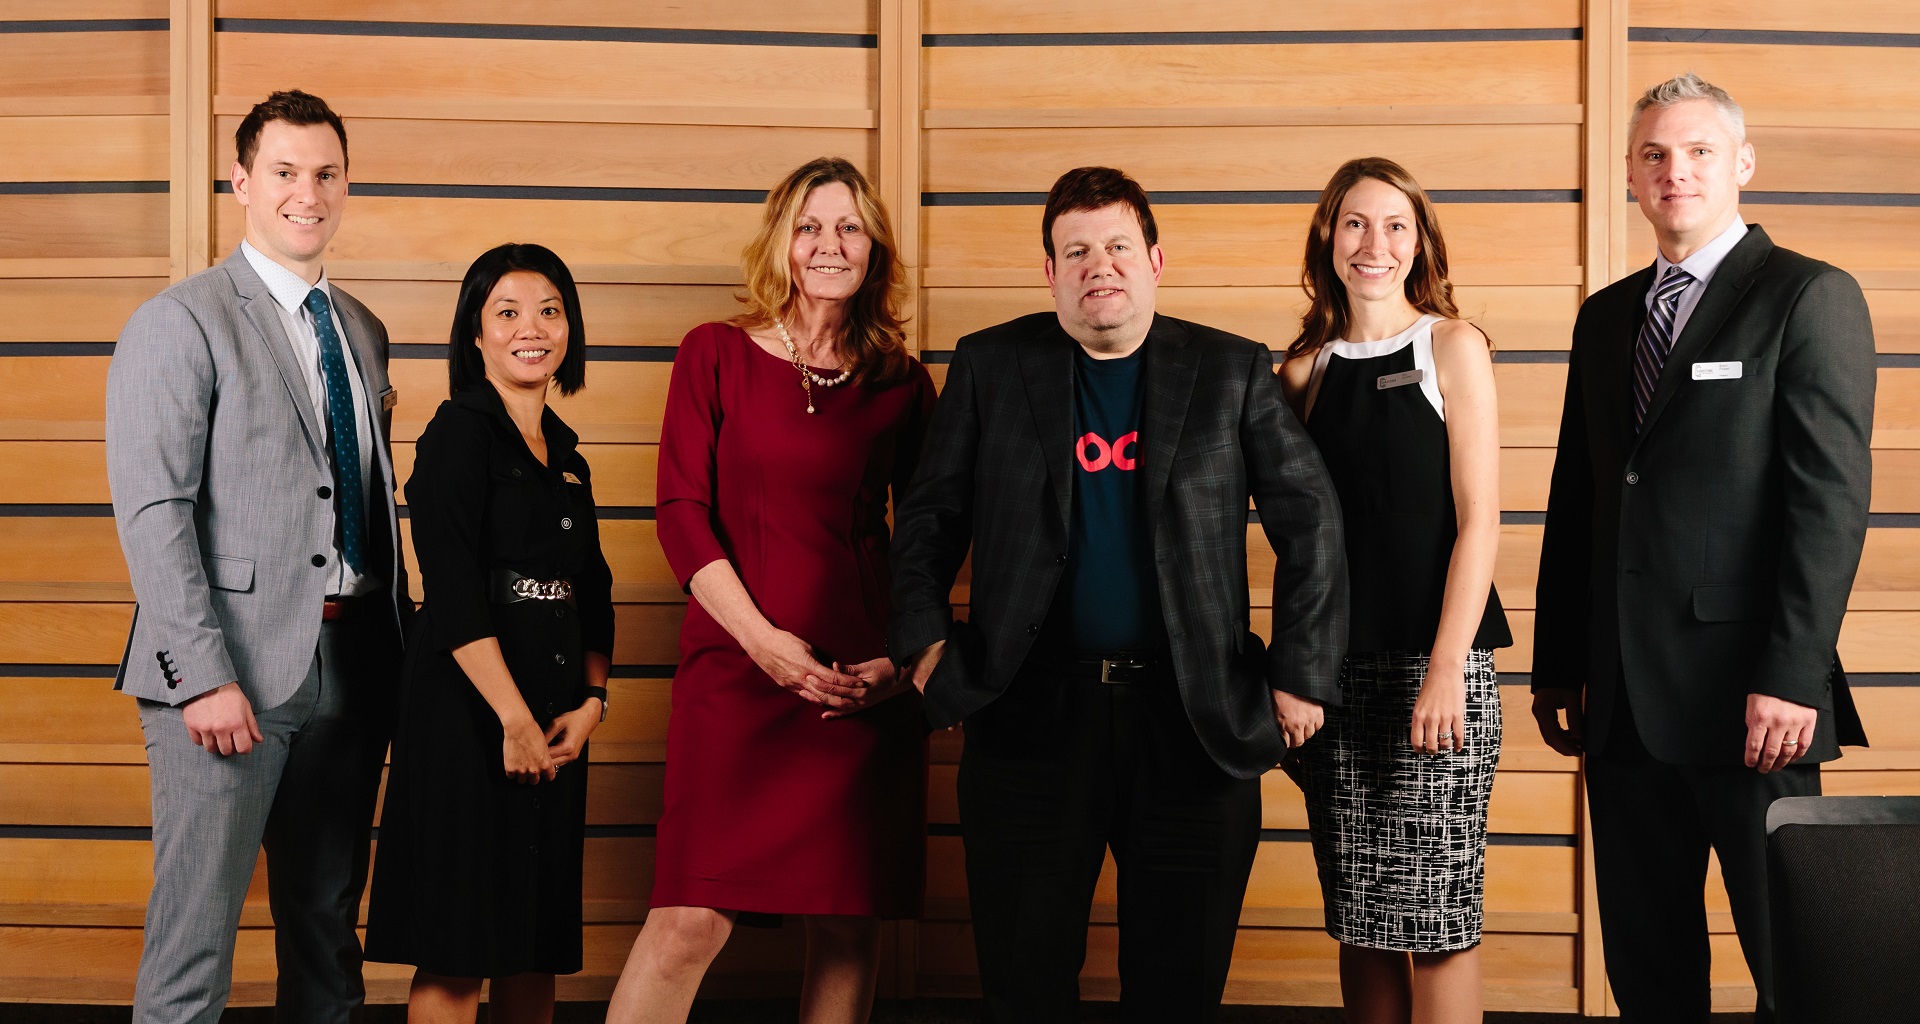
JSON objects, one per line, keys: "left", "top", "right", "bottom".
{"left": 585, "top": 685, "right": 609, "bottom": 722}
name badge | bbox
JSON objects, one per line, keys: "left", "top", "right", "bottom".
{"left": 1691, "top": 361, "right": 1743, "bottom": 381}
{"left": 1376, "top": 369, "right": 1425, "bottom": 390}
{"left": 380, "top": 387, "right": 400, "bottom": 410}
{"left": 562, "top": 471, "right": 583, "bottom": 485}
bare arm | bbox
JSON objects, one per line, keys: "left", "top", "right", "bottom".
{"left": 1413, "top": 320, "right": 1503, "bottom": 754}
{"left": 686, "top": 559, "right": 864, "bottom": 709}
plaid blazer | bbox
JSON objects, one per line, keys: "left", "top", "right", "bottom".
{"left": 890, "top": 312, "right": 1348, "bottom": 779}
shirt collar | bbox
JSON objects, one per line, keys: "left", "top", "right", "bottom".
{"left": 240, "top": 239, "right": 332, "bottom": 317}
{"left": 1654, "top": 217, "right": 1748, "bottom": 287}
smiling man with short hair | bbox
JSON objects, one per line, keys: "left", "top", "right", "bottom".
{"left": 890, "top": 166, "right": 1347, "bottom": 1020}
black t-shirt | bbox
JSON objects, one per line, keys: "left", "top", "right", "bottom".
{"left": 1047, "top": 345, "right": 1167, "bottom": 653}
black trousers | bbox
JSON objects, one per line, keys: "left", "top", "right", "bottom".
{"left": 1586, "top": 693, "right": 1819, "bottom": 1024}
{"left": 956, "top": 666, "right": 1262, "bottom": 1023}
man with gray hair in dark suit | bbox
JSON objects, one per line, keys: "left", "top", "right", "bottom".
{"left": 107, "top": 90, "right": 407, "bottom": 1023}
{"left": 890, "top": 166, "right": 1348, "bottom": 1020}
{"left": 1534, "top": 72, "right": 1874, "bottom": 1022}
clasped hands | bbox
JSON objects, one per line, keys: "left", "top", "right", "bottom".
{"left": 750, "top": 628, "right": 906, "bottom": 719}
{"left": 501, "top": 697, "right": 602, "bottom": 785}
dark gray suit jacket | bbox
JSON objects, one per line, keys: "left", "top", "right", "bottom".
{"left": 890, "top": 313, "right": 1348, "bottom": 779}
{"left": 1534, "top": 225, "right": 1874, "bottom": 764}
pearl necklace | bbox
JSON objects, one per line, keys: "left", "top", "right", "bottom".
{"left": 774, "top": 318, "right": 851, "bottom": 414}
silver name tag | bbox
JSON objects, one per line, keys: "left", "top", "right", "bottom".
{"left": 1692, "top": 361, "right": 1743, "bottom": 380}
{"left": 1376, "top": 369, "right": 1425, "bottom": 390}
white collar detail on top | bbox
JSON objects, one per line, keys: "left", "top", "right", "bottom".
{"left": 1305, "top": 313, "right": 1446, "bottom": 422}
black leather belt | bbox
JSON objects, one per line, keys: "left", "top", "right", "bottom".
{"left": 1037, "top": 651, "right": 1171, "bottom": 684}
{"left": 490, "top": 569, "right": 574, "bottom": 607}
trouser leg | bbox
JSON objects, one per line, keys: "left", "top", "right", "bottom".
{"left": 263, "top": 614, "right": 397, "bottom": 1023}
{"left": 1682, "top": 759, "right": 1821, "bottom": 1024}
{"left": 1109, "top": 681, "right": 1260, "bottom": 1023}
{"left": 1585, "top": 706, "right": 1714, "bottom": 1024}
{"left": 957, "top": 671, "right": 1113, "bottom": 1024}
{"left": 132, "top": 669, "right": 311, "bottom": 1024}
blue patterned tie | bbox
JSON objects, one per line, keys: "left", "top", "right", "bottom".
{"left": 1632, "top": 265, "right": 1694, "bottom": 430}
{"left": 304, "top": 288, "right": 366, "bottom": 574}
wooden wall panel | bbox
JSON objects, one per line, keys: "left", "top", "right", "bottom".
{"left": 1627, "top": 44, "right": 1920, "bottom": 120}
{"left": 0, "top": 279, "right": 168, "bottom": 342}
{"left": 0, "top": 116, "right": 168, "bottom": 182}
{"left": 337, "top": 281, "right": 745, "bottom": 348}
{"left": 214, "top": 0, "right": 877, "bottom": 34}
{"left": 0, "top": 195, "right": 168, "bottom": 260}
{"left": 925, "top": 0, "right": 1583, "bottom": 33}
{"left": 0, "top": 31, "right": 168, "bottom": 99}
{"left": 1631, "top": 0, "right": 1920, "bottom": 34}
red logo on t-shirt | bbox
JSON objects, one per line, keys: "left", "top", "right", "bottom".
{"left": 1077, "top": 431, "right": 1138, "bottom": 472}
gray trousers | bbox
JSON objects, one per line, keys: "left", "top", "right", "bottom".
{"left": 133, "top": 613, "right": 394, "bottom": 1024}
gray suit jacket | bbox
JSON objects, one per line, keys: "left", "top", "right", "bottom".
{"left": 106, "top": 248, "right": 408, "bottom": 709}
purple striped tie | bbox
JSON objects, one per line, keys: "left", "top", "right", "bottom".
{"left": 1633, "top": 266, "right": 1694, "bottom": 430}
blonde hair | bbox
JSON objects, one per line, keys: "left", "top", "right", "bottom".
{"left": 1289, "top": 157, "right": 1468, "bottom": 360}
{"left": 733, "top": 157, "right": 910, "bottom": 388}
{"left": 1630, "top": 71, "right": 1746, "bottom": 142}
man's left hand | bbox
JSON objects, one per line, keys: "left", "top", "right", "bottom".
{"left": 1746, "top": 693, "right": 1818, "bottom": 773}
{"left": 1272, "top": 689, "right": 1325, "bottom": 750}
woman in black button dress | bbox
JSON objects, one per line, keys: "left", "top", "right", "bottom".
{"left": 366, "top": 243, "right": 614, "bottom": 1023}
{"left": 1279, "top": 158, "right": 1511, "bottom": 1024}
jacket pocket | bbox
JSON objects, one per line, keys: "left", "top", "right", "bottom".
{"left": 1692, "top": 583, "right": 1769, "bottom": 622}
{"left": 205, "top": 554, "right": 255, "bottom": 593}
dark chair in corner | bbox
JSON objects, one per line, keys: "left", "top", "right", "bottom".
{"left": 1766, "top": 795, "right": 1920, "bottom": 1024}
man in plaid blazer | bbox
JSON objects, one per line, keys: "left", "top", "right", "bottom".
{"left": 890, "top": 167, "right": 1348, "bottom": 1020}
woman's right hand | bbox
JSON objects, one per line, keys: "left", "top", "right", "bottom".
{"left": 747, "top": 628, "right": 865, "bottom": 708}
{"left": 503, "top": 716, "right": 557, "bottom": 784}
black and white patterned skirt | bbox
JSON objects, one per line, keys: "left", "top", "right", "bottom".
{"left": 1299, "top": 649, "right": 1502, "bottom": 952}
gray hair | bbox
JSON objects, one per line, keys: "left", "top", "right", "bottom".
{"left": 1629, "top": 72, "right": 1746, "bottom": 142}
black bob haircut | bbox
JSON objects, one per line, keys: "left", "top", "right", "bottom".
{"left": 448, "top": 243, "right": 588, "bottom": 397}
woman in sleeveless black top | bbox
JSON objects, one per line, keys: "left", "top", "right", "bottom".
{"left": 1278, "top": 158, "right": 1511, "bottom": 1024}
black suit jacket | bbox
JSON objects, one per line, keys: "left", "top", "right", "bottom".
{"left": 1534, "top": 226, "right": 1873, "bottom": 764}
{"left": 890, "top": 313, "right": 1348, "bottom": 779}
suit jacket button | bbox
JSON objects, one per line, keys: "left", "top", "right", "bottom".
{"left": 561, "top": 517, "right": 573, "bottom": 530}
{"left": 311, "top": 554, "right": 327, "bottom": 567}
{"left": 317, "top": 485, "right": 332, "bottom": 499}
{"left": 1625, "top": 471, "right": 1640, "bottom": 485}
{"left": 1027, "top": 623, "right": 1039, "bottom": 634}
{"left": 554, "top": 653, "right": 567, "bottom": 665}
{"left": 1056, "top": 554, "right": 1067, "bottom": 565}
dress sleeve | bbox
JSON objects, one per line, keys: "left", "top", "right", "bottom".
{"left": 407, "top": 403, "right": 496, "bottom": 651}
{"left": 571, "top": 451, "right": 617, "bottom": 659}
{"left": 655, "top": 323, "right": 732, "bottom": 591}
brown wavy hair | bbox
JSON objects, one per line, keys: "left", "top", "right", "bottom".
{"left": 1289, "top": 157, "right": 1465, "bottom": 360}
{"left": 732, "top": 157, "right": 910, "bottom": 388}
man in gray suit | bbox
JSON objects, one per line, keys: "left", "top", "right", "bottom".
{"left": 107, "top": 90, "right": 407, "bottom": 1023}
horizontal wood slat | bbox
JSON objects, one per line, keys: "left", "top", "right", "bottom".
{"left": 212, "top": 0, "right": 877, "bottom": 34}
{"left": 924, "top": 0, "right": 1582, "bottom": 33}
{"left": 0, "top": 115, "right": 167, "bottom": 183}
{"left": 0, "top": 31, "right": 167, "bottom": 100}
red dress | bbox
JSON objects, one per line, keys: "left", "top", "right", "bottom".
{"left": 652, "top": 322, "right": 934, "bottom": 918}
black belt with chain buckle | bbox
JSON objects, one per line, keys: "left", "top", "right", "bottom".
{"left": 490, "top": 569, "right": 575, "bottom": 607}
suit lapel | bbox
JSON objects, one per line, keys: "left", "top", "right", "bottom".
{"left": 1635, "top": 226, "right": 1771, "bottom": 445}
{"left": 1016, "top": 320, "right": 1076, "bottom": 532}
{"left": 1139, "top": 315, "right": 1198, "bottom": 529}
{"left": 225, "top": 252, "right": 327, "bottom": 469}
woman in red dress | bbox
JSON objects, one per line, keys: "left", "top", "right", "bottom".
{"left": 606, "top": 158, "right": 934, "bottom": 1023}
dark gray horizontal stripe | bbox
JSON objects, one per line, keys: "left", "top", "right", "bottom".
{"left": 212, "top": 180, "right": 767, "bottom": 203}
{"left": 0, "top": 505, "right": 112, "bottom": 517}
{"left": 0, "top": 826, "right": 151, "bottom": 841}
{"left": 924, "top": 28, "right": 1580, "bottom": 47}
{"left": 1879, "top": 354, "right": 1920, "bottom": 368}
{"left": 1747, "top": 192, "right": 1920, "bottom": 207}
{"left": 921, "top": 350, "right": 954, "bottom": 365}
{"left": 927, "top": 189, "right": 1579, "bottom": 206}
{"left": 0, "top": 180, "right": 167, "bottom": 195}
{"left": 1630, "top": 27, "right": 1920, "bottom": 49}
{"left": 0, "top": 19, "right": 166, "bottom": 33}
{"left": 0, "top": 342, "right": 116, "bottom": 356}
{"left": 1492, "top": 350, "right": 1570, "bottom": 364}
{"left": 0, "top": 664, "right": 118, "bottom": 678}
{"left": 610, "top": 664, "right": 677, "bottom": 678}
{"left": 1872, "top": 513, "right": 1920, "bottom": 527}
{"left": 215, "top": 19, "right": 876, "bottom": 48}
{"left": 583, "top": 824, "right": 658, "bottom": 838}
{"left": 1502, "top": 512, "right": 1547, "bottom": 525}
{"left": 392, "top": 343, "right": 678, "bottom": 361}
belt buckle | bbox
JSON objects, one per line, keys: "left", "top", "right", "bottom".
{"left": 1099, "top": 658, "right": 1144, "bottom": 684}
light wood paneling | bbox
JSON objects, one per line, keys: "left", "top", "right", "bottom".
{"left": 335, "top": 280, "right": 745, "bottom": 348}
{"left": 927, "top": 42, "right": 1582, "bottom": 111}
{"left": 924, "top": 124, "right": 1581, "bottom": 193}
{"left": 0, "top": 195, "right": 168, "bottom": 261}
{"left": 0, "top": 31, "right": 168, "bottom": 99}
{"left": 1744, "top": 127, "right": 1920, "bottom": 196}
{"left": 213, "top": 115, "right": 874, "bottom": 190}
{"left": 217, "top": 35, "right": 873, "bottom": 111}
{"left": 926, "top": 0, "right": 1582, "bottom": 33}
{"left": 1630, "top": 0, "right": 1920, "bottom": 34}
{"left": 0, "top": 116, "right": 168, "bottom": 182}
{"left": 1868, "top": 290, "right": 1920, "bottom": 354}
{"left": 0, "top": 279, "right": 165, "bottom": 342}
{"left": 213, "top": 0, "right": 877, "bottom": 33}
{"left": 0, "top": 443, "right": 113, "bottom": 504}
{"left": 0, "top": 0, "right": 165, "bottom": 15}
{"left": 1627, "top": 43, "right": 1920, "bottom": 120}
{"left": 1628, "top": 206, "right": 1920, "bottom": 272}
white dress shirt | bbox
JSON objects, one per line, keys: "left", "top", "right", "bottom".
{"left": 1647, "top": 217, "right": 1750, "bottom": 344}
{"left": 240, "top": 241, "right": 377, "bottom": 597}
